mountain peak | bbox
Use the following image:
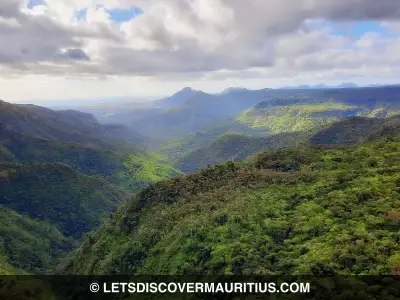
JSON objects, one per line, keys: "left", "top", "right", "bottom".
{"left": 221, "top": 87, "right": 249, "bottom": 94}
{"left": 177, "top": 87, "right": 197, "bottom": 94}
{"left": 337, "top": 82, "right": 358, "bottom": 88}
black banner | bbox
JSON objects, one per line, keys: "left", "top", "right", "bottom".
{"left": 0, "top": 276, "right": 399, "bottom": 300}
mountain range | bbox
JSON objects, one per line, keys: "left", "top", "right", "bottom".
{"left": 1, "top": 85, "right": 400, "bottom": 278}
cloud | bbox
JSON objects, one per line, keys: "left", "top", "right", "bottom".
{"left": 57, "top": 48, "right": 90, "bottom": 61}
{"left": 0, "top": 0, "right": 400, "bottom": 84}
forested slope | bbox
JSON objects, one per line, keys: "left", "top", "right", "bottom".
{"left": 1, "top": 162, "right": 128, "bottom": 238}
{"left": 174, "top": 132, "right": 308, "bottom": 173}
{"left": 0, "top": 206, "right": 74, "bottom": 274}
{"left": 61, "top": 132, "right": 400, "bottom": 275}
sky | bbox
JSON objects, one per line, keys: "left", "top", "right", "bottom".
{"left": 1, "top": 0, "right": 400, "bottom": 103}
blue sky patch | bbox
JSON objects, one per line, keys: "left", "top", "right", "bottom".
{"left": 75, "top": 6, "right": 143, "bottom": 22}
{"left": 350, "top": 21, "right": 386, "bottom": 39}
{"left": 27, "top": 0, "right": 45, "bottom": 9}
{"left": 106, "top": 6, "right": 143, "bottom": 23}
{"left": 307, "top": 20, "right": 393, "bottom": 40}
{"left": 77, "top": 8, "right": 88, "bottom": 21}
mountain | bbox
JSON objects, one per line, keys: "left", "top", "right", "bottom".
{"left": 173, "top": 132, "right": 308, "bottom": 173}
{"left": 0, "top": 100, "right": 183, "bottom": 275}
{"left": 132, "top": 89, "right": 278, "bottom": 140}
{"left": 1, "top": 162, "right": 128, "bottom": 238}
{"left": 168, "top": 114, "right": 400, "bottom": 174}
{"left": 282, "top": 83, "right": 359, "bottom": 89}
{"left": 130, "top": 86, "right": 400, "bottom": 142}
{"left": 238, "top": 97, "right": 362, "bottom": 134}
{"left": 156, "top": 86, "right": 400, "bottom": 173}
{"left": 101, "top": 124, "right": 148, "bottom": 145}
{"left": 3, "top": 86, "right": 400, "bottom": 279}
{"left": 310, "top": 115, "right": 400, "bottom": 145}
{"left": 60, "top": 129, "right": 400, "bottom": 275}
{"left": 336, "top": 82, "right": 359, "bottom": 88}
{"left": 237, "top": 87, "right": 400, "bottom": 133}
{"left": 220, "top": 87, "right": 250, "bottom": 94}
{"left": 0, "top": 205, "right": 74, "bottom": 274}
{"left": 0, "top": 161, "right": 129, "bottom": 274}
{"left": 160, "top": 119, "right": 268, "bottom": 162}
{"left": 0, "top": 100, "right": 182, "bottom": 190}
{"left": 0, "top": 100, "right": 146, "bottom": 151}
{"left": 153, "top": 87, "right": 201, "bottom": 109}
{"left": 0, "top": 128, "right": 125, "bottom": 179}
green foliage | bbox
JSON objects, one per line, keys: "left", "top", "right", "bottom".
{"left": 174, "top": 132, "right": 310, "bottom": 173}
{"left": 0, "top": 144, "right": 16, "bottom": 162}
{"left": 61, "top": 136, "right": 400, "bottom": 275}
{"left": 120, "top": 153, "right": 183, "bottom": 190}
{"left": 310, "top": 115, "right": 400, "bottom": 145}
{"left": 160, "top": 121, "right": 268, "bottom": 163}
{"left": 0, "top": 255, "right": 19, "bottom": 275}
{"left": 0, "top": 115, "right": 181, "bottom": 192}
{"left": 1, "top": 162, "right": 128, "bottom": 238}
{"left": 0, "top": 206, "right": 74, "bottom": 274}
{"left": 238, "top": 103, "right": 361, "bottom": 134}
{"left": 1, "top": 130, "right": 124, "bottom": 180}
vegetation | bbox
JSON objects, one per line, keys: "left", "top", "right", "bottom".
{"left": 3, "top": 87, "right": 400, "bottom": 280}
{"left": 0, "top": 206, "right": 74, "bottom": 274}
{"left": 159, "top": 87, "right": 400, "bottom": 174}
{"left": 174, "top": 132, "right": 309, "bottom": 173}
{"left": 0, "top": 99, "right": 145, "bottom": 153}
{"left": 160, "top": 120, "right": 268, "bottom": 162}
{"left": 1, "top": 130, "right": 124, "bottom": 180}
{"left": 167, "top": 115, "right": 400, "bottom": 174}
{"left": 0, "top": 254, "right": 19, "bottom": 275}
{"left": 61, "top": 132, "right": 400, "bottom": 275}
{"left": 310, "top": 115, "right": 400, "bottom": 145}
{"left": 120, "top": 153, "right": 183, "bottom": 190}
{"left": 0, "top": 101, "right": 181, "bottom": 192}
{"left": 0, "top": 100, "right": 183, "bottom": 276}
{"left": 238, "top": 103, "right": 361, "bottom": 134}
{"left": 1, "top": 162, "right": 128, "bottom": 238}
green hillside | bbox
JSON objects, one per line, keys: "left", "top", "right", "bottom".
{"left": 0, "top": 100, "right": 145, "bottom": 153}
{"left": 60, "top": 132, "right": 400, "bottom": 275}
{"left": 1, "top": 162, "right": 128, "bottom": 238}
{"left": 0, "top": 206, "right": 74, "bottom": 274}
{"left": 236, "top": 88, "right": 400, "bottom": 135}
{"left": 310, "top": 116, "right": 400, "bottom": 145}
{"left": 174, "top": 132, "right": 308, "bottom": 173}
{"left": 0, "top": 101, "right": 181, "bottom": 192}
{"left": 0, "top": 101, "right": 184, "bottom": 277}
{"left": 132, "top": 90, "right": 270, "bottom": 140}
{"left": 0, "top": 129, "right": 124, "bottom": 179}
{"left": 159, "top": 87, "right": 400, "bottom": 173}
{"left": 169, "top": 116, "right": 400, "bottom": 174}
{"left": 131, "top": 86, "right": 400, "bottom": 142}
{"left": 161, "top": 120, "right": 268, "bottom": 162}
{"left": 238, "top": 102, "right": 362, "bottom": 134}
{"left": 119, "top": 152, "right": 183, "bottom": 190}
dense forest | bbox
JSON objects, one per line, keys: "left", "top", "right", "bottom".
{"left": 0, "top": 101, "right": 182, "bottom": 275}
{"left": 1, "top": 86, "right": 400, "bottom": 278}
{"left": 61, "top": 132, "right": 400, "bottom": 275}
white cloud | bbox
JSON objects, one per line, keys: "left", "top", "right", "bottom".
{"left": 0, "top": 0, "right": 400, "bottom": 101}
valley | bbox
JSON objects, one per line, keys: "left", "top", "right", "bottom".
{"left": 1, "top": 85, "right": 400, "bottom": 278}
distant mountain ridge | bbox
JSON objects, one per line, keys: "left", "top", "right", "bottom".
{"left": 281, "top": 82, "right": 359, "bottom": 89}
{"left": 153, "top": 87, "right": 202, "bottom": 109}
{"left": 220, "top": 87, "right": 251, "bottom": 94}
{"left": 161, "top": 86, "right": 400, "bottom": 173}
